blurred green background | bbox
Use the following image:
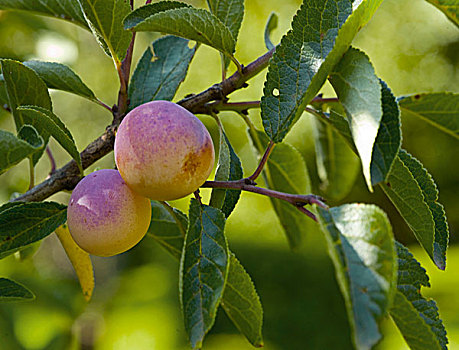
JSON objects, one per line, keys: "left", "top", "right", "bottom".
{"left": 0, "top": 0, "right": 458, "bottom": 349}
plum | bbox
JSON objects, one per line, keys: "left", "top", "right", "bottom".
{"left": 67, "top": 169, "right": 151, "bottom": 257}
{"left": 114, "top": 100, "right": 215, "bottom": 200}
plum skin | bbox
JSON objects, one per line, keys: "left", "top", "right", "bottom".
{"left": 114, "top": 100, "right": 215, "bottom": 201}
{"left": 67, "top": 169, "right": 152, "bottom": 257}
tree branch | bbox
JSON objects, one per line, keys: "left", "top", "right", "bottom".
{"left": 13, "top": 48, "right": 275, "bottom": 202}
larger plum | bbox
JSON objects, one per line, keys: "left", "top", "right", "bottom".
{"left": 114, "top": 101, "right": 215, "bottom": 200}
{"left": 67, "top": 169, "right": 151, "bottom": 257}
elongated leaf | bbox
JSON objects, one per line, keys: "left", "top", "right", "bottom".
{"left": 370, "top": 81, "right": 401, "bottom": 185}
{"left": 0, "top": 127, "right": 44, "bottom": 175}
{"left": 318, "top": 204, "right": 397, "bottom": 350}
{"left": 329, "top": 47, "right": 382, "bottom": 191}
{"left": 261, "top": 0, "right": 384, "bottom": 143}
{"left": 123, "top": 1, "right": 190, "bottom": 29}
{"left": 23, "top": 61, "right": 97, "bottom": 102}
{"left": 149, "top": 201, "right": 263, "bottom": 346}
{"left": 264, "top": 12, "right": 278, "bottom": 51}
{"left": 0, "top": 278, "right": 34, "bottom": 302}
{"left": 55, "top": 224, "right": 94, "bottom": 301}
{"left": 0, "top": 202, "right": 67, "bottom": 259}
{"left": 17, "top": 106, "right": 82, "bottom": 173}
{"left": 148, "top": 201, "right": 187, "bottom": 260}
{"left": 180, "top": 199, "right": 229, "bottom": 349}
{"left": 129, "top": 36, "right": 196, "bottom": 110}
{"left": 425, "top": 0, "right": 459, "bottom": 27}
{"left": 125, "top": 7, "right": 236, "bottom": 59}
{"left": 312, "top": 116, "right": 360, "bottom": 201}
{"left": 390, "top": 242, "right": 448, "bottom": 350}
{"left": 207, "top": 0, "right": 244, "bottom": 42}
{"left": 77, "top": 0, "right": 132, "bottom": 61}
{"left": 0, "top": 0, "right": 88, "bottom": 28}
{"left": 221, "top": 252, "right": 263, "bottom": 347}
{"left": 0, "top": 79, "right": 8, "bottom": 109}
{"left": 210, "top": 124, "right": 243, "bottom": 218}
{"left": 399, "top": 92, "right": 459, "bottom": 139}
{"left": 381, "top": 150, "right": 449, "bottom": 270}
{"left": 1, "top": 59, "right": 52, "bottom": 164}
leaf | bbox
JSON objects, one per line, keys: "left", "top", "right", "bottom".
{"left": 425, "top": 0, "right": 459, "bottom": 27}
{"left": 147, "top": 201, "right": 187, "bottom": 260}
{"left": 399, "top": 92, "right": 459, "bottom": 140}
{"left": 17, "top": 106, "right": 82, "bottom": 173}
{"left": 0, "top": 127, "right": 44, "bottom": 175}
{"left": 0, "top": 0, "right": 88, "bottom": 28}
{"left": 207, "top": 0, "right": 244, "bottom": 42}
{"left": 318, "top": 204, "right": 397, "bottom": 350}
{"left": 23, "top": 61, "right": 97, "bottom": 102}
{"left": 381, "top": 150, "right": 449, "bottom": 270}
{"left": 0, "top": 202, "right": 67, "bottom": 259}
{"left": 0, "top": 79, "right": 8, "bottom": 109}
{"left": 390, "top": 241, "right": 448, "bottom": 350}
{"left": 312, "top": 116, "right": 360, "bottom": 201}
{"left": 179, "top": 199, "right": 229, "bottom": 349}
{"left": 149, "top": 201, "right": 263, "bottom": 346}
{"left": 1, "top": 59, "right": 52, "bottom": 164}
{"left": 128, "top": 35, "right": 196, "bottom": 110}
{"left": 329, "top": 47, "right": 382, "bottom": 191}
{"left": 55, "top": 224, "right": 94, "bottom": 301}
{"left": 221, "top": 252, "right": 264, "bottom": 347}
{"left": 77, "top": 0, "right": 132, "bottom": 61}
{"left": 210, "top": 123, "right": 243, "bottom": 218}
{"left": 125, "top": 6, "right": 236, "bottom": 60}
{"left": 264, "top": 12, "right": 278, "bottom": 51}
{"left": 260, "top": 0, "right": 384, "bottom": 143}
{"left": 0, "top": 278, "right": 34, "bottom": 302}
{"left": 250, "top": 130, "right": 312, "bottom": 249}
{"left": 123, "top": 1, "right": 190, "bottom": 29}
{"left": 370, "top": 80, "right": 402, "bottom": 185}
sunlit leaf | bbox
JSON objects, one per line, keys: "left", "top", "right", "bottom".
{"left": 123, "top": 1, "right": 189, "bottom": 29}
{"left": 425, "top": 0, "right": 459, "bottom": 27}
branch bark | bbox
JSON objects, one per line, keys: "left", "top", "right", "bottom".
{"left": 13, "top": 48, "right": 275, "bottom": 202}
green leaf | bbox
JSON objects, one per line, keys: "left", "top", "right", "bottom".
{"left": 312, "top": 116, "right": 360, "bottom": 201}
{"left": 147, "top": 201, "right": 187, "bottom": 260}
{"left": 381, "top": 150, "right": 449, "bottom": 270}
{"left": 0, "top": 79, "right": 9, "bottom": 109}
{"left": 0, "top": 278, "right": 34, "bottom": 302}
{"left": 210, "top": 124, "right": 243, "bottom": 218}
{"left": 123, "top": 1, "right": 190, "bottom": 30}
{"left": 207, "top": 0, "right": 244, "bottom": 42}
{"left": 17, "top": 106, "right": 82, "bottom": 173}
{"left": 77, "top": 0, "right": 132, "bottom": 61}
{"left": 329, "top": 47, "right": 382, "bottom": 191}
{"left": 390, "top": 242, "right": 448, "bottom": 350}
{"left": 425, "top": 0, "right": 459, "bottom": 27}
{"left": 261, "top": 0, "right": 384, "bottom": 143}
{"left": 0, "top": 201, "right": 67, "bottom": 259}
{"left": 23, "top": 61, "right": 97, "bottom": 102}
{"left": 125, "top": 6, "right": 237, "bottom": 60}
{"left": 399, "top": 92, "right": 459, "bottom": 140}
{"left": 370, "top": 81, "right": 402, "bottom": 185}
{"left": 180, "top": 199, "right": 229, "bottom": 349}
{"left": 221, "top": 252, "right": 264, "bottom": 347}
{"left": 1, "top": 59, "right": 52, "bottom": 165}
{"left": 0, "top": 0, "right": 88, "bottom": 28}
{"left": 264, "top": 12, "right": 278, "bottom": 51}
{"left": 0, "top": 127, "right": 44, "bottom": 175}
{"left": 129, "top": 35, "right": 196, "bottom": 110}
{"left": 318, "top": 203, "right": 397, "bottom": 350}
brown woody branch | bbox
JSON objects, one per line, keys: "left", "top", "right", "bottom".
{"left": 13, "top": 48, "right": 275, "bottom": 202}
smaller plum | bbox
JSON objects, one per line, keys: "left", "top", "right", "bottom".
{"left": 114, "top": 100, "right": 215, "bottom": 201}
{"left": 67, "top": 169, "right": 151, "bottom": 257}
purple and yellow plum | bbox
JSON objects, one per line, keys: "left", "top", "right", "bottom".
{"left": 114, "top": 101, "right": 215, "bottom": 201}
{"left": 67, "top": 169, "right": 151, "bottom": 257}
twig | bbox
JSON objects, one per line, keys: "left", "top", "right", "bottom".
{"left": 45, "top": 146, "right": 56, "bottom": 176}
{"left": 248, "top": 140, "right": 275, "bottom": 182}
{"left": 14, "top": 48, "right": 275, "bottom": 202}
{"left": 202, "top": 180, "right": 327, "bottom": 221}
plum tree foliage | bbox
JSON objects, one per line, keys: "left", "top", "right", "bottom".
{"left": 0, "top": 0, "right": 457, "bottom": 349}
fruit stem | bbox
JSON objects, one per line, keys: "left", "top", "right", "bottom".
{"left": 248, "top": 140, "right": 275, "bottom": 182}
{"left": 45, "top": 146, "right": 56, "bottom": 176}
